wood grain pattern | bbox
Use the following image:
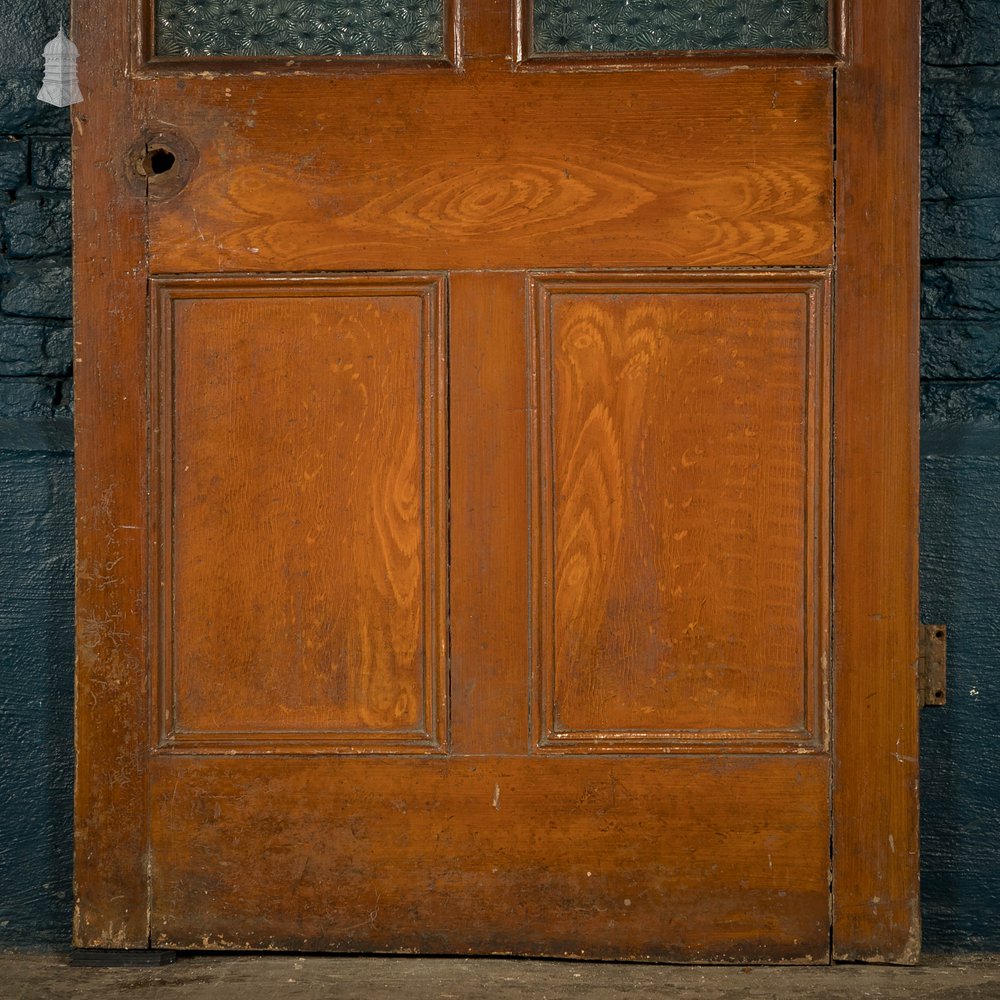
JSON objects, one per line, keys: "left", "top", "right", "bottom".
{"left": 831, "top": 0, "right": 922, "bottom": 963}
{"left": 146, "top": 65, "right": 832, "bottom": 274}
{"left": 75, "top": 0, "right": 917, "bottom": 963}
{"left": 151, "top": 275, "right": 447, "bottom": 751}
{"left": 71, "top": 0, "right": 152, "bottom": 949}
{"left": 531, "top": 273, "right": 829, "bottom": 751}
{"left": 148, "top": 754, "right": 831, "bottom": 962}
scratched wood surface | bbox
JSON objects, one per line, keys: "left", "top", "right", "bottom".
{"left": 146, "top": 65, "right": 833, "bottom": 273}
{"left": 831, "top": 0, "right": 922, "bottom": 963}
{"left": 72, "top": 0, "right": 153, "bottom": 949}
{"left": 148, "top": 755, "right": 831, "bottom": 962}
{"left": 74, "top": 0, "right": 917, "bottom": 964}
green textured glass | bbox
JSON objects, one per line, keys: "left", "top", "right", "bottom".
{"left": 154, "top": 0, "right": 444, "bottom": 58}
{"left": 533, "top": 0, "right": 828, "bottom": 52}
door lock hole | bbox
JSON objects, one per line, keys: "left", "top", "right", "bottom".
{"left": 127, "top": 132, "right": 197, "bottom": 200}
{"left": 142, "top": 147, "right": 176, "bottom": 177}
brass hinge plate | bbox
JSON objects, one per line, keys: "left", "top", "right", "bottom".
{"left": 919, "top": 624, "right": 947, "bottom": 707}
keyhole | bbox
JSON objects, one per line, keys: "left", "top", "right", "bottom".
{"left": 141, "top": 146, "right": 176, "bottom": 177}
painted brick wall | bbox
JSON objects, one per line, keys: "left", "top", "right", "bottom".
{"left": 0, "top": 0, "right": 997, "bottom": 951}
{"left": 0, "top": 0, "right": 74, "bottom": 948}
{"left": 920, "top": 0, "right": 1000, "bottom": 952}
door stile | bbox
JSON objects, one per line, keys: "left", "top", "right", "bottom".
{"left": 449, "top": 272, "right": 531, "bottom": 755}
{"left": 72, "top": 0, "right": 154, "bottom": 947}
{"left": 831, "top": 0, "right": 921, "bottom": 963}
{"left": 459, "top": 0, "right": 514, "bottom": 62}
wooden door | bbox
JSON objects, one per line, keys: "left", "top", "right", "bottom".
{"left": 73, "top": 0, "right": 920, "bottom": 963}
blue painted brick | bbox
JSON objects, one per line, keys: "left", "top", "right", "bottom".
{"left": 922, "top": 321, "right": 1000, "bottom": 380}
{"left": 923, "top": 264, "right": 1000, "bottom": 322}
{"left": 1, "top": 260, "right": 71, "bottom": 319}
{"left": 30, "top": 139, "right": 70, "bottom": 191}
{"left": 1, "top": 193, "right": 72, "bottom": 259}
{"left": 924, "top": 0, "right": 1000, "bottom": 66}
{"left": 923, "top": 67, "right": 1000, "bottom": 202}
{"left": 0, "top": 139, "right": 28, "bottom": 192}
{"left": 0, "top": 79, "right": 69, "bottom": 137}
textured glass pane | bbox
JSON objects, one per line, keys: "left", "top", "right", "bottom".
{"left": 155, "top": 0, "right": 444, "bottom": 58}
{"left": 533, "top": 0, "right": 828, "bottom": 53}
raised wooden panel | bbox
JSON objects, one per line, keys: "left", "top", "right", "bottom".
{"left": 150, "top": 274, "right": 448, "bottom": 752}
{"left": 147, "top": 65, "right": 832, "bottom": 273}
{"left": 530, "top": 272, "right": 829, "bottom": 752}
{"left": 148, "top": 754, "right": 831, "bottom": 961}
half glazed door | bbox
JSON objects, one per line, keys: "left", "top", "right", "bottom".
{"left": 73, "top": 0, "right": 921, "bottom": 962}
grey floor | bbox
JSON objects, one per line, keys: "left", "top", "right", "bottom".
{"left": 3, "top": 953, "right": 1000, "bottom": 1000}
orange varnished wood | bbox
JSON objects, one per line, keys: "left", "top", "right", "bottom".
{"left": 151, "top": 275, "right": 447, "bottom": 750}
{"left": 531, "top": 273, "right": 829, "bottom": 751}
{"left": 148, "top": 755, "right": 831, "bottom": 962}
{"left": 71, "top": 2, "right": 152, "bottom": 948}
{"left": 146, "top": 65, "right": 832, "bottom": 273}
{"left": 831, "top": 0, "right": 922, "bottom": 963}
{"left": 74, "top": 0, "right": 918, "bottom": 965}
{"left": 449, "top": 273, "right": 530, "bottom": 755}
{"left": 460, "top": 0, "right": 513, "bottom": 59}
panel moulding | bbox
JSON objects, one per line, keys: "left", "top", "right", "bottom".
{"left": 528, "top": 269, "right": 831, "bottom": 754}
{"left": 148, "top": 273, "right": 449, "bottom": 755}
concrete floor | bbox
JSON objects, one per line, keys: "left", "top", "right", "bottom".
{"left": 3, "top": 953, "right": 1000, "bottom": 1000}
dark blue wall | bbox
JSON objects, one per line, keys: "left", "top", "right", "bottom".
{"left": 920, "top": 1, "right": 1000, "bottom": 953}
{"left": 0, "top": 0, "right": 998, "bottom": 952}
{"left": 0, "top": 0, "right": 74, "bottom": 948}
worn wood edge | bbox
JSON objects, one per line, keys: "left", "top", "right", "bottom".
{"left": 831, "top": 0, "right": 921, "bottom": 965}
{"left": 72, "top": 0, "right": 153, "bottom": 948}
